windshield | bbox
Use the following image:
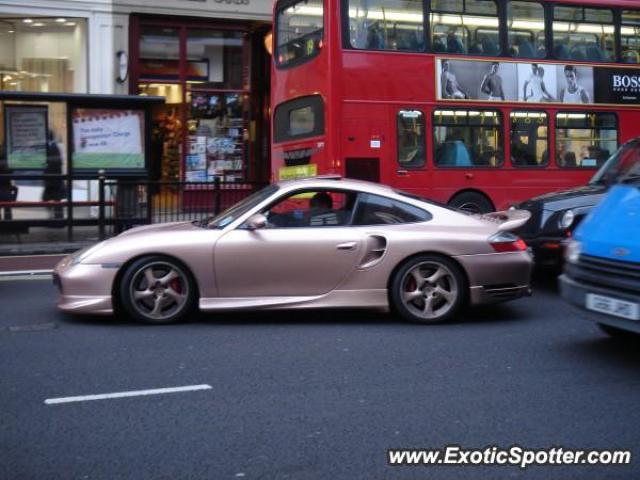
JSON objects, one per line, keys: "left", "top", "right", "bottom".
{"left": 207, "top": 185, "right": 279, "bottom": 229}
{"left": 275, "top": 0, "right": 324, "bottom": 67}
{"left": 590, "top": 140, "right": 640, "bottom": 186}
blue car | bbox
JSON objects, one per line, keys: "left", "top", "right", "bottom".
{"left": 560, "top": 184, "right": 640, "bottom": 337}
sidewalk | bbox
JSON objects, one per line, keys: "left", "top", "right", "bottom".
{"left": 0, "top": 254, "right": 65, "bottom": 274}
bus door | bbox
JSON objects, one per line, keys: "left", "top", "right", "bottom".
{"left": 390, "top": 108, "right": 431, "bottom": 195}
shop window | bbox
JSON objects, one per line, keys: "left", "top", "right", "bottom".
{"left": 433, "top": 109, "right": 503, "bottom": 167}
{"left": 186, "top": 92, "right": 248, "bottom": 182}
{"left": 552, "top": 6, "right": 614, "bottom": 62}
{"left": 139, "top": 26, "right": 180, "bottom": 70}
{"left": 510, "top": 111, "right": 548, "bottom": 167}
{"left": 276, "top": 0, "right": 324, "bottom": 67}
{"left": 397, "top": 110, "right": 425, "bottom": 168}
{"left": 507, "top": 1, "right": 546, "bottom": 58}
{"left": 555, "top": 112, "right": 617, "bottom": 168}
{"left": 430, "top": 0, "right": 499, "bottom": 56}
{"left": 0, "top": 17, "right": 87, "bottom": 93}
{"left": 187, "top": 30, "right": 246, "bottom": 90}
{"left": 346, "top": 0, "right": 425, "bottom": 52}
{"left": 621, "top": 10, "right": 640, "bottom": 64}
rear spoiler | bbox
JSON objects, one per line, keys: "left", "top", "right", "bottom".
{"left": 475, "top": 210, "right": 531, "bottom": 232}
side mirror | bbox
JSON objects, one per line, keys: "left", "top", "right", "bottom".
{"left": 245, "top": 213, "right": 267, "bottom": 231}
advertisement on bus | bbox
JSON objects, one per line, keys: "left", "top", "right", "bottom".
{"left": 436, "top": 58, "right": 640, "bottom": 105}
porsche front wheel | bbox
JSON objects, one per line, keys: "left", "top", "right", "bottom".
{"left": 119, "top": 256, "right": 196, "bottom": 324}
{"left": 390, "top": 255, "right": 467, "bottom": 324}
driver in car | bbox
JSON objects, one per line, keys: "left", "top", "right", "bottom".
{"left": 309, "top": 192, "right": 339, "bottom": 226}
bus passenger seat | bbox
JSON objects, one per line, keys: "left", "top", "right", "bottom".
{"left": 623, "top": 51, "right": 640, "bottom": 63}
{"left": 481, "top": 37, "right": 499, "bottom": 56}
{"left": 517, "top": 40, "right": 535, "bottom": 58}
{"left": 433, "top": 38, "right": 446, "bottom": 52}
{"left": 570, "top": 46, "right": 586, "bottom": 61}
{"left": 554, "top": 44, "right": 570, "bottom": 60}
{"left": 563, "top": 152, "right": 577, "bottom": 168}
{"left": 439, "top": 141, "right": 472, "bottom": 167}
{"left": 586, "top": 45, "right": 603, "bottom": 61}
{"left": 447, "top": 34, "right": 465, "bottom": 54}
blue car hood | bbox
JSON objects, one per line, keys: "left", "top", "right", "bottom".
{"left": 575, "top": 185, "right": 640, "bottom": 262}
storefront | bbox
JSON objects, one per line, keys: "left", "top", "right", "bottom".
{"left": 0, "top": 0, "right": 273, "bottom": 183}
{"left": 130, "top": 16, "right": 271, "bottom": 183}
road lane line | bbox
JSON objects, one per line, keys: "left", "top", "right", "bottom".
{"left": 44, "top": 384, "right": 212, "bottom": 405}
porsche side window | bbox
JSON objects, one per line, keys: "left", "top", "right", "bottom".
{"left": 263, "top": 190, "right": 358, "bottom": 228}
{"left": 352, "top": 193, "right": 431, "bottom": 225}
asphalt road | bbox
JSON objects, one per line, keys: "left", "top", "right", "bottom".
{"left": 1, "top": 276, "right": 639, "bottom": 480}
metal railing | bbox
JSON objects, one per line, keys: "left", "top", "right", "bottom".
{"left": 0, "top": 174, "right": 268, "bottom": 242}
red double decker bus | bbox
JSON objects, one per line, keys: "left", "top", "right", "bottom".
{"left": 271, "top": 0, "right": 640, "bottom": 212}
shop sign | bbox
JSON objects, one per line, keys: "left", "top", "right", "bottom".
{"left": 436, "top": 58, "right": 640, "bottom": 106}
{"left": 72, "top": 109, "right": 145, "bottom": 170}
{"left": 5, "top": 105, "right": 48, "bottom": 170}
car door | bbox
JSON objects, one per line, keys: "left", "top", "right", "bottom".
{"left": 213, "top": 189, "right": 363, "bottom": 297}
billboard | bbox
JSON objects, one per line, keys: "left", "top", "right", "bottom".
{"left": 72, "top": 109, "right": 145, "bottom": 170}
{"left": 4, "top": 105, "right": 48, "bottom": 169}
{"left": 436, "top": 58, "right": 640, "bottom": 106}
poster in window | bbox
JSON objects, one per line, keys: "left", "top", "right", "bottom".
{"left": 5, "top": 105, "right": 48, "bottom": 169}
{"left": 72, "top": 109, "right": 145, "bottom": 169}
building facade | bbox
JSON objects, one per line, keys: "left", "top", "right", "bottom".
{"left": 0, "top": 0, "right": 273, "bottom": 181}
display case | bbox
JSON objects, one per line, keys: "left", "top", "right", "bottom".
{"left": 186, "top": 92, "right": 248, "bottom": 182}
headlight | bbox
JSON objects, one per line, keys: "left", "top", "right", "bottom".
{"left": 559, "top": 209, "right": 575, "bottom": 230}
{"left": 565, "top": 240, "right": 581, "bottom": 263}
{"left": 71, "top": 241, "right": 105, "bottom": 265}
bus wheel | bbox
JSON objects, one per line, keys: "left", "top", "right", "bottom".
{"left": 449, "top": 192, "right": 493, "bottom": 214}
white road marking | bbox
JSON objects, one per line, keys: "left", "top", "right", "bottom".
{"left": 44, "top": 384, "right": 212, "bottom": 405}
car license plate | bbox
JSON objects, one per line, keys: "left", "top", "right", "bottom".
{"left": 586, "top": 294, "right": 640, "bottom": 321}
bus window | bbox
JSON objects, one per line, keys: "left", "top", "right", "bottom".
{"left": 397, "top": 110, "right": 425, "bottom": 168}
{"left": 346, "top": 0, "right": 424, "bottom": 52}
{"left": 433, "top": 110, "right": 503, "bottom": 168}
{"left": 275, "top": 0, "right": 324, "bottom": 67}
{"left": 430, "top": 0, "right": 499, "bottom": 56}
{"left": 621, "top": 10, "right": 640, "bottom": 64}
{"left": 510, "top": 111, "right": 548, "bottom": 167}
{"left": 556, "top": 112, "right": 617, "bottom": 168}
{"left": 507, "top": 1, "right": 546, "bottom": 59}
{"left": 552, "top": 6, "right": 614, "bottom": 62}
{"left": 274, "top": 95, "right": 325, "bottom": 142}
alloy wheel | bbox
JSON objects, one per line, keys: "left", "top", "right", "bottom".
{"left": 129, "top": 261, "right": 189, "bottom": 321}
{"left": 400, "top": 261, "right": 458, "bottom": 321}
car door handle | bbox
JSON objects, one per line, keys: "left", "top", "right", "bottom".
{"left": 336, "top": 241, "right": 357, "bottom": 250}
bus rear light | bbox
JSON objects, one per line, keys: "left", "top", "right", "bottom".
{"left": 489, "top": 232, "right": 528, "bottom": 252}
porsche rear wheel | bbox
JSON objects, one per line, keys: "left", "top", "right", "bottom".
{"left": 390, "top": 254, "right": 467, "bottom": 324}
{"left": 119, "top": 256, "right": 196, "bottom": 324}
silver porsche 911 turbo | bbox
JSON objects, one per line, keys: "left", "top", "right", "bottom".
{"left": 54, "top": 177, "right": 533, "bottom": 324}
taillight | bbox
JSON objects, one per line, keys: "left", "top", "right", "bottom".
{"left": 489, "top": 232, "right": 528, "bottom": 253}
